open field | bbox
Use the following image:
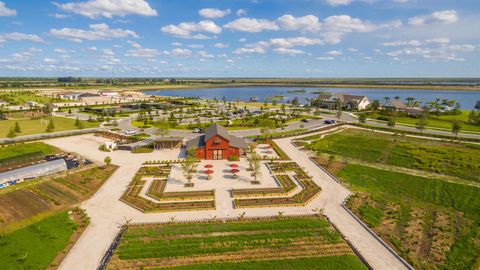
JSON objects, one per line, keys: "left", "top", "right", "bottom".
{"left": 305, "top": 129, "right": 480, "bottom": 182}
{"left": 0, "top": 142, "right": 60, "bottom": 169}
{"left": 0, "top": 116, "right": 99, "bottom": 138}
{"left": 0, "top": 165, "right": 117, "bottom": 230}
{"left": 336, "top": 164, "right": 480, "bottom": 269}
{"left": 0, "top": 91, "right": 67, "bottom": 105}
{"left": 107, "top": 216, "right": 367, "bottom": 270}
{"left": 363, "top": 112, "right": 480, "bottom": 132}
{"left": 0, "top": 211, "right": 79, "bottom": 270}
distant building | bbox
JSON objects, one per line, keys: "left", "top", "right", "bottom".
{"left": 186, "top": 124, "right": 248, "bottom": 160}
{"left": 383, "top": 99, "right": 424, "bottom": 116}
{"left": 25, "top": 101, "right": 39, "bottom": 107}
{"left": 59, "top": 92, "right": 79, "bottom": 100}
{"left": 98, "top": 91, "right": 119, "bottom": 97}
{"left": 0, "top": 100, "right": 8, "bottom": 106}
{"left": 313, "top": 93, "right": 370, "bottom": 110}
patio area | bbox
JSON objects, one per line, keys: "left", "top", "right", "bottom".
{"left": 165, "top": 158, "right": 279, "bottom": 192}
{"left": 254, "top": 143, "right": 279, "bottom": 159}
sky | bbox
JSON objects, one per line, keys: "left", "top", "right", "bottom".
{"left": 0, "top": 0, "right": 479, "bottom": 78}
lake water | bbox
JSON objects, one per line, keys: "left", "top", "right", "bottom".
{"left": 145, "top": 86, "right": 480, "bottom": 110}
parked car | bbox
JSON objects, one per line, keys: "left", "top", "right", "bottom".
{"left": 193, "top": 128, "right": 200, "bottom": 133}
{"left": 324, "top": 120, "right": 336, "bottom": 124}
{"left": 124, "top": 129, "right": 137, "bottom": 135}
{"left": 301, "top": 119, "right": 309, "bottom": 123}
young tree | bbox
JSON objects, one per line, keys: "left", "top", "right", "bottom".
{"left": 358, "top": 113, "right": 367, "bottom": 124}
{"left": 250, "top": 152, "right": 262, "bottom": 184}
{"left": 104, "top": 156, "right": 112, "bottom": 166}
{"left": 336, "top": 109, "right": 343, "bottom": 120}
{"left": 74, "top": 117, "right": 81, "bottom": 127}
{"left": 181, "top": 155, "right": 197, "bottom": 187}
{"left": 369, "top": 99, "right": 380, "bottom": 111}
{"left": 14, "top": 121, "right": 21, "bottom": 133}
{"left": 46, "top": 119, "right": 55, "bottom": 133}
{"left": 415, "top": 116, "right": 428, "bottom": 134}
{"left": 154, "top": 120, "right": 170, "bottom": 138}
{"left": 291, "top": 97, "right": 299, "bottom": 107}
{"left": 451, "top": 120, "right": 461, "bottom": 138}
{"left": 7, "top": 127, "right": 17, "bottom": 138}
{"left": 387, "top": 117, "right": 396, "bottom": 129}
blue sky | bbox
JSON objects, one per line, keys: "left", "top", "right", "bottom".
{"left": 0, "top": 0, "right": 479, "bottom": 77}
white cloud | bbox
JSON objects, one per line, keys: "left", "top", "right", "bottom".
{"left": 49, "top": 23, "right": 138, "bottom": 42}
{"left": 197, "top": 51, "right": 214, "bottom": 58}
{"left": 103, "top": 48, "right": 115, "bottom": 55}
{"left": 425, "top": 38, "right": 450, "bottom": 44}
{"left": 0, "top": 33, "right": 44, "bottom": 44}
{"left": 382, "top": 40, "right": 422, "bottom": 46}
{"left": 234, "top": 41, "right": 269, "bottom": 54}
{"left": 276, "top": 14, "right": 321, "bottom": 33}
{"left": 325, "top": 0, "right": 352, "bottom": 6}
{"left": 125, "top": 40, "right": 159, "bottom": 58}
{"left": 236, "top": 9, "right": 247, "bottom": 16}
{"left": 327, "top": 50, "right": 342, "bottom": 56}
{"left": 0, "top": 1, "right": 16, "bottom": 16}
{"left": 161, "top": 20, "right": 221, "bottom": 39}
{"left": 163, "top": 48, "right": 192, "bottom": 57}
{"left": 188, "top": 44, "right": 204, "bottom": 48}
{"left": 55, "top": 0, "right": 157, "bottom": 19}
{"left": 224, "top": 18, "right": 279, "bottom": 33}
{"left": 269, "top": 37, "right": 323, "bottom": 47}
{"left": 273, "top": 48, "right": 305, "bottom": 55}
{"left": 238, "top": 38, "right": 247, "bottom": 43}
{"left": 50, "top": 13, "right": 69, "bottom": 19}
{"left": 199, "top": 8, "right": 230, "bottom": 19}
{"left": 44, "top": 58, "right": 57, "bottom": 64}
{"left": 392, "top": 0, "right": 409, "bottom": 3}
{"left": 408, "top": 10, "right": 458, "bottom": 26}
{"left": 214, "top": 42, "right": 228, "bottom": 48}
{"left": 321, "top": 15, "right": 376, "bottom": 44}
{"left": 316, "top": 56, "right": 334, "bottom": 60}
{"left": 171, "top": 42, "right": 182, "bottom": 47}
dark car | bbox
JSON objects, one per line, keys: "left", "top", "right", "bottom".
{"left": 324, "top": 120, "right": 335, "bottom": 124}
{"left": 301, "top": 119, "right": 309, "bottom": 123}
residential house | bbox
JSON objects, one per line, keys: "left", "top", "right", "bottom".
{"left": 186, "top": 124, "right": 248, "bottom": 160}
{"left": 313, "top": 93, "right": 370, "bottom": 110}
{"left": 383, "top": 99, "right": 423, "bottom": 116}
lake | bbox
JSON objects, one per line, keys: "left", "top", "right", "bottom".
{"left": 145, "top": 86, "right": 480, "bottom": 110}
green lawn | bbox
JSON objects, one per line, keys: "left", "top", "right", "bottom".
{"left": 364, "top": 111, "right": 480, "bottom": 132}
{"left": 0, "top": 211, "right": 77, "bottom": 270}
{"left": 158, "top": 255, "right": 367, "bottom": 270}
{"left": 0, "top": 116, "right": 99, "bottom": 138}
{"left": 306, "top": 129, "right": 480, "bottom": 182}
{"left": 0, "top": 91, "right": 68, "bottom": 105}
{"left": 0, "top": 142, "right": 59, "bottom": 161}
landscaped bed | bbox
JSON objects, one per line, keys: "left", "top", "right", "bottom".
{"left": 234, "top": 164, "right": 320, "bottom": 208}
{"left": 231, "top": 174, "right": 297, "bottom": 198}
{"left": 106, "top": 216, "right": 366, "bottom": 270}
{"left": 120, "top": 166, "right": 216, "bottom": 212}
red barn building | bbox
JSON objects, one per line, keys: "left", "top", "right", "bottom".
{"left": 186, "top": 124, "right": 248, "bottom": 160}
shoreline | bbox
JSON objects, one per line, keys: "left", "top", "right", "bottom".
{"left": 1, "top": 82, "right": 480, "bottom": 93}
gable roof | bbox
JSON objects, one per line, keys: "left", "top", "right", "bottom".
{"left": 186, "top": 124, "right": 248, "bottom": 150}
{"left": 384, "top": 99, "right": 407, "bottom": 109}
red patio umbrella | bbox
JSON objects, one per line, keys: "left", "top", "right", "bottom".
{"left": 230, "top": 168, "right": 239, "bottom": 179}
{"left": 204, "top": 169, "right": 214, "bottom": 180}
{"left": 204, "top": 164, "right": 213, "bottom": 168}
{"left": 229, "top": 164, "right": 239, "bottom": 168}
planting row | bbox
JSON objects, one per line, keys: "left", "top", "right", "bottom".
{"left": 147, "top": 180, "right": 215, "bottom": 202}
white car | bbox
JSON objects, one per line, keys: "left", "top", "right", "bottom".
{"left": 193, "top": 128, "right": 200, "bottom": 133}
{"left": 124, "top": 129, "right": 137, "bottom": 135}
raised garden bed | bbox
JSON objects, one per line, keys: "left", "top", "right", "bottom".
{"left": 120, "top": 166, "right": 215, "bottom": 212}
{"left": 232, "top": 174, "right": 297, "bottom": 198}
{"left": 234, "top": 165, "right": 320, "bottom": 208}
{"left": 147, "top": 180, "right": 215, "bottom": 202}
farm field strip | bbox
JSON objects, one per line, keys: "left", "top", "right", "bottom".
{"left": 107, "top": 216, "right": 364, "bottom": 270}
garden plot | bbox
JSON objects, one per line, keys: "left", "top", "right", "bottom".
{"left": 106, "top": 216, "right": 367, "bottom": 270}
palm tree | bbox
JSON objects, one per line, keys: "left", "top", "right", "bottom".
{"left": 250, "top": 152, "right": 261, "bottom": 184}
{"left": 384, "top": 96, "right": 390, "bottom": 104}
{"left": 406, "top": 97, "right": 415, "bottom": 107}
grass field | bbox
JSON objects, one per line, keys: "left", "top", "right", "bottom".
{"left": 0, "top": 116, "right": 99, "bottom": 138}
{"left": 0, "top": 142, "right": 59, "bottom": 161}
{"left": 0, "top": 211, "right": 77, "bottom": 270}
{"left": 337, "top": 164, "right": 480, "bottom": 269}
{"left": 364, "top": 111, "right": 480, "bottom": 132}
{"left": 0, "top": 91, "right": 67, "bottom": 105}
{"left": 108, "top": 216, "right": 366, "bottom": 269}
{"left": 306, "top": 129, "right": 480, "bottom": 182}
